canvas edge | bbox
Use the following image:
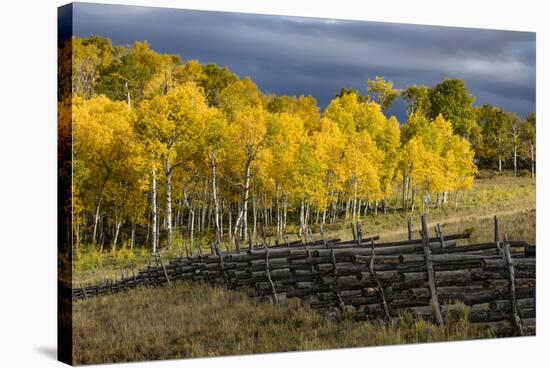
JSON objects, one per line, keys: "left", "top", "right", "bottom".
{"left": 58, "top": 2, "right": 74, "bottom": 366}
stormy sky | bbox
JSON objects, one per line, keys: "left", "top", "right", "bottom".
{"left": 70, "top": 2, "right": 536, "bottom": 122}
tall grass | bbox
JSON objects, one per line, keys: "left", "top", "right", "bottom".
{"left": 73, "top": 282, "right": 493, "bottom": 365}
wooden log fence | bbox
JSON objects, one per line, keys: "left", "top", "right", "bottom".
{"left": 72, "top": 215, "right": 535, "bottom": 337}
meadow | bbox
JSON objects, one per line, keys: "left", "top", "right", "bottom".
{"left": 71, "top": 172, "right": 535, "bottom": 363}
{"left": 73, "top": 282, "right": 492, "bottom": 365}
{"left": 73, "top": 172, "right": 536, "bottom": 285}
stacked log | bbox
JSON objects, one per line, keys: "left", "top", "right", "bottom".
{"left": 72, "top": 216, "right": 535, "bottom": 338}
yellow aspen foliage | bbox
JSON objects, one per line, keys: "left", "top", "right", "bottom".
{"left": 219, "top": 78, "right": 264, "bottom": 119}
{"left": 67, "top": 36, "right": 485, "bottom": 250}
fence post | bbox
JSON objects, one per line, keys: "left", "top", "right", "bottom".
{"left": 436, "top": 223, "right": 447, "bottom": 248}
{"left": 407, "top": 216, "right": 413, "bottom": 240}
{"left": 367, "top": 238, "right": 391, "bottom": 320}
{"left": 157, "top": 253, "right": 171, "bottom": 285}
{"left": 350, "top": 222, "right": 357, "bottom": 241}
{"left": 503, "top": 242, "right": 524, "bottom": 336}
{"left": 421, "top": 215, "right": 444, "bottom": 325}
{"left": 264, "top": 245, "right": 278, "bottom": 303}
{"left": 494, "top": 216, "right": 503, "bottom": 255}
{"left": 330, "top": 247, "right": 345, "bottom": 310}
{"left": 80, "top": 283, "right": 88, "bottom": 300}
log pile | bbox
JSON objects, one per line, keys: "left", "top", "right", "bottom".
{"left": 73, "top": 216, "right": 535, "bottom": 337}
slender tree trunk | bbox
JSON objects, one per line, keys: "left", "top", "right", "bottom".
{"left": 283, "top": 195, "right": 288, "bottom": 234}
{"left": 206, "top": 188, "right": 212, "bottom": 231}
{"left": 156, "top": 210, "right": 160, "bottom": 250}
{"left": 112, "top": 221, "right": 121, "bottom": 251}
{"left": 266, "top": 202, "right": 270, "bottom": 236}
{"left": 276, "top": 185, "right": 281, "bottom": 239}
{"left": 130, "top": 221, "right": 135, "bottom": 249}
{"left": 165, "top": 155, "right": 173, "bottom": 248}
{"left": 252, "top": 192, "right": 257, "bottom": 242}
{"left": 242, "top": 161, "right": 251, "bottom": 241}
{"left": 353, "top": 177, "right": 358, "bottom": 221}
{"left": 174, "top": 200, "right": 181, "bottom": 229}
{"left": 233, "top": 163, "right": 252, "bottom": 242}
{"left": 151, "top": 169, "right": 158, "bottom": 253}
{"left": 220, "top": 199, "right": 224, "bottom": 241}
{"left": 402, "top": 176, "right": 407, "bottom": 212}
{"left": 211, "top": 157, "right": 221, "bottom": 244}
{"left": 99, "top": 216, "right": 104, "bottom": 252}
{"left": 405, "top": 175, "right": 410, "bottom": 212}
{"left": 201, "top": 179, "right": 207, "bottom": 233}
{"left": 301, "top": 201, "right": 308, "bottom": 237}
{"left": 190, "top": 207, "right": 195, "bottom": 251}
{"left": 406, "top": 175, "right": 412, "bottom": 212}
{"left": 233, "top": 206, "right": 243, "bottom": 243}
{"left": 76, "top": 221, "right": 81, "bottom": 249}
{"left": 92, "top": 174, "right": 109, "bottom": 245}
{"left": 125, "top": 81, "right": 131, "bottom": 110}
{"left": 511, "top": 125, "right": 520, "bottom": 177}
{"left": 186, "top": 202, "right": 195, "bottom": 252}
{"left": 513, "top": 143, "right": 518, "bottom": 177}
{"left": 145, "top": 210, "right": 150, "bottom": 245}
{"left": 315, "top": 206, "right": 320, "bottom": 225}
{"left": 305, "top": 202, "right": 311, "bottom": 235}
{"left": 228, "top": 203, "right": 233, "bottom": 243}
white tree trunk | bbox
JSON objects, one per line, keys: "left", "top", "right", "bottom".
{"left": 228, "top": 204, "right": 233, "bottom": 243}
{"left": 92, "top": 174, "right": 109, "bottom": 245}
{"left": 151, "top": 169, "right": 158, "bottom": 253}
{"left": 165, "top": 155, "right": 173, "bottom": 248}
{"left": 112, "top": 221, "right": 121, "bottom": 251}
{"left": 513, "top": 144, "right": 518, "bottom": 177}
{"left": 92, "top": 196, "right": 102, "bottom": 245}
{"left": 242, "top": 162, "right": 251, "bottom": 241}
{"left": 233, "top": 162, "right": 252, "bottom": 242}
{"left": 352, "top": 177, "right": 358, "bottom": 221}
{"left": 190, "top": 209, "right": 195, "bottom": 251}
{"left": 130, "top": 222, "right": 135, "bottom": 249}
{"left": 283, "top": 196, "right": 288, "bottom": 233}
{"left": 211, "top": 157, "right": 221, "bottom": 244}
{"left": 125, "top": 81, "right": 131, "bottom": 110}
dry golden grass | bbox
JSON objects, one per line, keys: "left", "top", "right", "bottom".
{"left": 321, "top": 174, "right": 535, "bottom": 244}
{"left": 73, "top": 282, "right": 492, "bottom": 365}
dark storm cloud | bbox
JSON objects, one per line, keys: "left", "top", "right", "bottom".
{"left": 72, "top": 2, "right": 536, "bottom": 121}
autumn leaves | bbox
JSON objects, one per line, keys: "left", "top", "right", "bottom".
{"left": 65, "top": 37, "right": 479, "bottom": 252}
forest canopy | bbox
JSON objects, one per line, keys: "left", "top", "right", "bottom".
{"left": 59, "top": 36, "right": 535, "bottom": 253}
